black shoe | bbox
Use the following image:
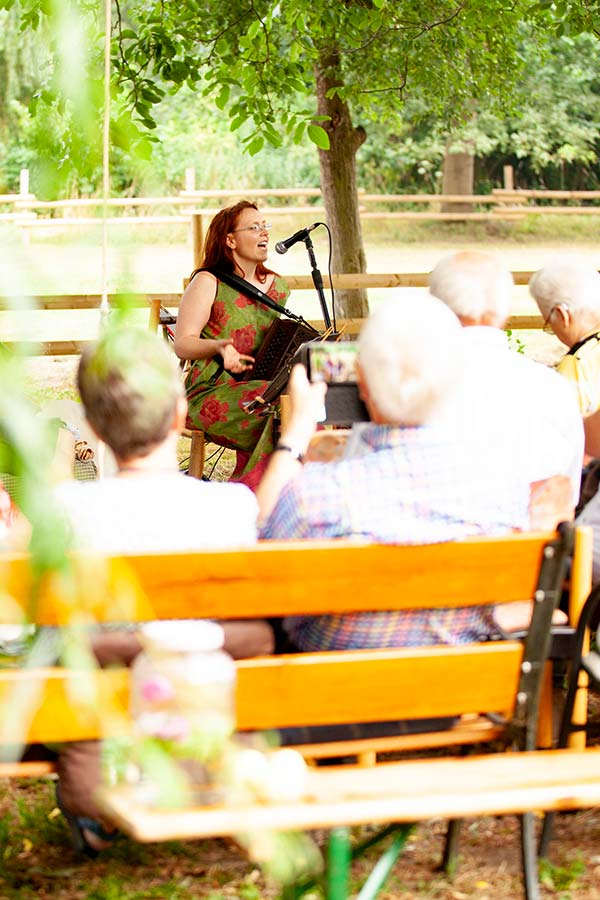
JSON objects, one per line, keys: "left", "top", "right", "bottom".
{"left": 55, "top": 783, "right": 118, "bottom": 860}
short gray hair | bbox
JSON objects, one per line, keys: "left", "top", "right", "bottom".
{"left": 428, "top": 251, "right": 513, "bottom": 326}
{"left": 529, "top": 257, "right": 600, "bottom": 320}
{"left": 358, "top": 293, "right": 463, "bottom": 425}
{"left": 78, "top": 327, "right": 183, "bottom": 461}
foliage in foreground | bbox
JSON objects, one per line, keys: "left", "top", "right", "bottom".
{"left": 2, "top": 3, "right": 600, "bottom": 199}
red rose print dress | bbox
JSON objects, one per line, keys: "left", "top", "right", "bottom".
{"left": 184, "top": 275, "right": 290, "bottom": 484}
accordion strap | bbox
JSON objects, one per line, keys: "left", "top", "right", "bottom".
{"left": 190, "top": 267, "right": 308, "bottom": 324}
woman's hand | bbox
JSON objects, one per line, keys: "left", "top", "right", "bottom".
{"left": 217, "top": 339, "right": 255, "bottom": 374}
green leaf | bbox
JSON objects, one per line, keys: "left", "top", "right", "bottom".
{"left": 307, "top": 123, "right": 330, "bottom": 150}
{"left": 215, "top": 84, "right": 230, "bottom": 110}
{"left": 292, "top": 120, "right": 306, "bottom": 144}
{"left": 247, "top": 136, "right": 265, "bottom": 155}
{"left": 247, "top": 19, "right": 261, "bottom": 40}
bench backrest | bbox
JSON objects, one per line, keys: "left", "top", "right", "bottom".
{"left": 0, "top": 527, "right": 578, "bottom": 754}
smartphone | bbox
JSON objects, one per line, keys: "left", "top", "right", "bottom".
{"left": 305, "top": 342, "right": 359, "bottom": 385}
{"left": 294, "top": 341, "right": 369, "bottom": 426}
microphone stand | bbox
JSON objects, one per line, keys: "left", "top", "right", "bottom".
{"left": 303, "top": 234, "right": 335, "bottom": 335}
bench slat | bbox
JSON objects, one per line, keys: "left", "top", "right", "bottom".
{"left": 0, "top": 533, "right": 553, "bottom": 624}
{"left": 0, "top": 761, "right": 57, "bottom": 778}
{"left": 0, "top": 667, "right": 129, "bottom": 743}
{"left": 235, "top": 643, "right": 523, "bottom": 730}
{"left": 0, "top": 644, "right": 522, "bottom": 742}
{"left": 96, "top": 748, "right": 600, "bottom": 842}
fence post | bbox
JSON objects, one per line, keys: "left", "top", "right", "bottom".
{"left": 503, "top": 165, "right": 514, "bottom": 191}
{"left": 19, "top": 169, "right": 30, "bottom": 197}
{"left": 185, "top": 167, "right": 196, "bottom": 193}
{"left": 191, "top": 213, "right": 204, "bottom": 270}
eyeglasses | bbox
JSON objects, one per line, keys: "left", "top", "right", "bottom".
{"left": 542, "top": 305, "right": 561, "bottom": 333}
{"left": 231, "top": 222, "right": 272, "bottom": 235}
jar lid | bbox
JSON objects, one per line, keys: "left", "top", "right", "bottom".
{"left": 140, "top": 620, "right": 225, "bottom": 653}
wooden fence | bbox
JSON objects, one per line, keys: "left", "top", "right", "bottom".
{"left": 4, "top": 164, "right": 600, "bottom": 252}
{"left": 0, "top": 271, "right": 546, "bottom": 356}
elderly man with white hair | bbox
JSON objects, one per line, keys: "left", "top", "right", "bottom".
{"left": 529, "top": 257, "right": 600, "bottom": 416}
{"left": 429, "top": 251, "right": 584, "bottom": 506}
{"left": 256, "top": 295, "right": 541, "bottom": 652}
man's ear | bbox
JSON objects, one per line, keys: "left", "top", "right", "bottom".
{"left": 554, "top": 304, "right": 571, "bottom": 328}
{"left": 173, "top": 395, "right": 188, "bottom": 433}
{"left": 356, "top": 362, "right": 370, "bottom": 404}
{"left": 356, "top": 362, "right": 379, "bottom": 423}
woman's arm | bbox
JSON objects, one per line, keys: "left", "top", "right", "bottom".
{"left": 174, "top": 272, "right": 254, "bottom": 373}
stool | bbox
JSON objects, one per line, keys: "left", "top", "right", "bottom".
{"left": 182, "top": 429, "right": 205, "bottom": 479}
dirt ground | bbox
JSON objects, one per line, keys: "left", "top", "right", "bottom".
{"left": 1, "top": 715, "right": 600, "bottom": 900}
{"left": 1, "top": 769, "right": 599, "bottom": 900}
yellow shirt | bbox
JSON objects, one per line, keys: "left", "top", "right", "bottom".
{"left": 557, "top": 333, "right": 600, "bottom": 416}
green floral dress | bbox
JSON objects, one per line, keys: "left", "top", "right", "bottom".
{"left": 184, "top": 274, "right": 290, "bottom": 483}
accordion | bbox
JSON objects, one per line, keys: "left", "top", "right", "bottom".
{"left": 244, "top": 318, "right": 320, "bottom": 409}
{"left": 250, "top": 318, "right": 319, "bottom": 381}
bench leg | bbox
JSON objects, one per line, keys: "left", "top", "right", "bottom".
{"left": 441, "top": 818, "right": 462, "bottom": 876}
{"left": 326, "top": 827, "right": 351, "bottom": 900}
{"left": 520, "top": 812, "right": 540, "bottom": 900}
{"left": 355, "top": 826, "right": 412, "bottom": 900}
{"left": 539, "top": 811, "right": 556, "bottom": 859}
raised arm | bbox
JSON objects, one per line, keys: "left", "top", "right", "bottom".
{"left": 256, "top": 365, "right": 326, "bottom": 526}
{"left": 174, "top": 272, "right": 254, "bottom": 374}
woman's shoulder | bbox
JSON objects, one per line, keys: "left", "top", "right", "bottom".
{"left": 183, "top": 269, "right": 219, "bottom": 303}
{"left": 189, "top": 269, "right": 218, "bottom": 288}
{"left": 269, "top": 272, "right": 290, "bottom": 297}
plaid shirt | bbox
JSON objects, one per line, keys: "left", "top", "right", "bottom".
{"left": 260, "top": 424, "right": 531, "bottom": 650}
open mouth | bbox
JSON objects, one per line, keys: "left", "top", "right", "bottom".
{"left": 257, "top": 240, "right": 268, "bottom": 250}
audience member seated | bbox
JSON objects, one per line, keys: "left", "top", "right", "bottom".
{"left": 256, "top": 295, "right": 569, "bottom": 654}
{"left": 52, "top": 327, "right": 272, "bottom": 856}
{"left": 529, "top": 257, "right": 600, "bottom": 416}
{"left": 429, "top": 250, "right": 584, "bottom": 505}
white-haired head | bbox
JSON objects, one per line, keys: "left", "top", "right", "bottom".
{"left": 529, "top": 257, "right": 600, "bottom": 328}
{"left": 358, "top": 293, "right": 464, "bottom": 425}
{"left": 428, "top": 251, "right": 513, "bottom": 327}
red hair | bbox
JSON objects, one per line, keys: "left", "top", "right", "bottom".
{"left": 191, "top": 201, "right": 273, "bottom": 283}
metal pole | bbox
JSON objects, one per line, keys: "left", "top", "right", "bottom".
{"left": 99, "top": 0, "right": 112, "bottom": 326}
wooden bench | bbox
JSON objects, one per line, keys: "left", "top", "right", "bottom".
{"left": 0, "top": 526, "right": 597, "bottom": 900}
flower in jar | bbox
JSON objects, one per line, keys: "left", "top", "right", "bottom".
{"left": 137, "top": 711, "right": 190, "bottom": 742}
{"left": 140, "top": 674, "right": 175, "bottom": 704}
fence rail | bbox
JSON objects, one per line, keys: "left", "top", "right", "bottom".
{"left": 4, "top": 164, "right": 600, "bottom": 240}
{"left": 0, "top": 272, "right": 546, "bottom": 356}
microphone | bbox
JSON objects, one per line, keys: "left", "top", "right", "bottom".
{"left": 274, "top": 223, "right": 320, "bottom": 255}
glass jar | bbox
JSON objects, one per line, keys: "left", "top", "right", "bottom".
{"left": 130, "top": 619, "right": 236, "bottom": 807}
{"left": 0, "top": 625, "right": 36, "bottom": 668}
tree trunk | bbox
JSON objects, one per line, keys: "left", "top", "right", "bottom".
{"left": 315, "top": 51, "right": 368, "bottom": 321}
{"left": 441, "top": 137, "right": 475, "bottom": 214}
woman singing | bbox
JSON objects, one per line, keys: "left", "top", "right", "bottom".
{"left": 174, "top": 201, "right": 290, "bottom": 487}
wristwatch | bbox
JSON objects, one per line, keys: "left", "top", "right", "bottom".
{"left": 274, "top": 442, "right": 305, "bottom": 463}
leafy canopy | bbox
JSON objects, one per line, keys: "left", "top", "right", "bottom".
{"left": 107, "top": 0, "right": 549, "bottom": 155}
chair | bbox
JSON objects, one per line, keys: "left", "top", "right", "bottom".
{"left": 539, "top": 583, "right": 600, "bottom": 856}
